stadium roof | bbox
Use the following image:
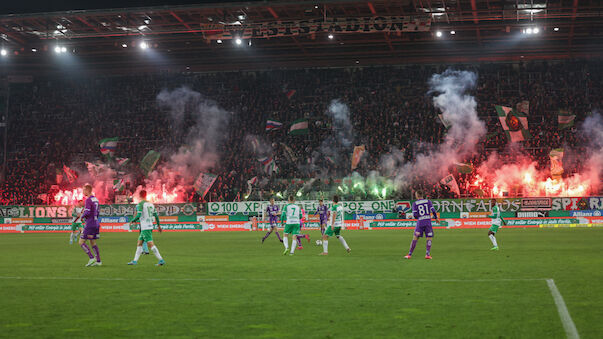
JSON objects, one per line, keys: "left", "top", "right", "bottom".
{"left": 1, "top": 0, "right": 602, "bottom": 74}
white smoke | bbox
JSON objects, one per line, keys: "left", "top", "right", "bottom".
{"left": 135, "top": 86, "right": 232, "bottom": 201}
{"left": 385, "top": 69, "right": 486, "bottom": 191}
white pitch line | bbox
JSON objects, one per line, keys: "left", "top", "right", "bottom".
{"left": 546, "top": 279, "right": 580, "bottom": 339}
{"left": 0, "top": 276, "right": 545, "bottom": 282}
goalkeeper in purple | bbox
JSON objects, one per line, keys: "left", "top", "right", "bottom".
{"left": 404, "top": 190, "right": 438, "bottom": 260}
{"left": 261, "top": 198, "right": 283, "bottom": 243}
{"left": 78, "top": 184, "right": 102, "bottom": 267}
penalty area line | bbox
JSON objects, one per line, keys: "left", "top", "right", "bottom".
{"left": 0, "top": 276, "right": 546, "bottom": 282}
{"left": 546, "top": 279, "right": 580, "bottom": 339}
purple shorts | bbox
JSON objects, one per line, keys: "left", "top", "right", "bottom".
{"left": 414, "top": 223, "right": 434, "bottom": 238}
{"left": 81, "top": 227, "right": 100, "bottom": 240}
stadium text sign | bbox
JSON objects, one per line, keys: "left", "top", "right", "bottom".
{"left": 0, "top": 203, "right": 198, "bottom": 218}
{"left": 207, "top": 200, "right": 395, "bottom": 215}
{"left": 207, "top": 16, "right": 431, "bottom": 41}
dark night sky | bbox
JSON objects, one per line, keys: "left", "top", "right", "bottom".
{"left": 0, "top": 0, "right": 267, "bottom": 15}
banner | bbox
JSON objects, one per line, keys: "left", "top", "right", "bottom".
{"left": 63, "top": 165, "right": 78, "bottom": 183}
{"left": 99, "top": 137, "right": 118, "bottom": 156}
{"left": 207, "top": 200, "right": 395, "bottom": 215}
{"left": 558, "top": 109, "right": 575, "bottom": 130}
{"left": 140, "top": 150, "right": 161, "bottom": 177}
{"left": 495, "top": 105, "right": 531, "bottom": 142}
{"left": 440, "top": 174, "right": 460, "bottom": 196}
{"left": 193, "top": 173, "right": 218, "bottom": 198}
{"left": 549, "top": 148, "right": 564, "bottom": 179}
{"left": 351, "top": 145, "right": 366, "bottom": 170}
{"left": 266, "top": 120, "right": 283, "bottom": 131}
{"left": 206, "top": 16, "right": 431, "bottom": 41}
{"left": 289, "top": 119, "right": 309, "bottom": 135}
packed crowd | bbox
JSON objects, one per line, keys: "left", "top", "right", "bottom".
{"left": 1, "top": 59, "right": 601, "bottom": 205}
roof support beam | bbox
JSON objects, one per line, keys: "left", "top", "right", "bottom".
{"left": 568, "top": 0, "right": 579, "bottom": 48}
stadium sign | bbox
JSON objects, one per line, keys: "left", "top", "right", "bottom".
{"left": 207, "top": 200, "right": 395, "bottom": 215}
{"left": 516, "top": 211, "right": 549, "bottom": 218}
{"left": 207, "top": 16, "right": 431, "bottom": 41}
{"left": 569, "top": 210, "right": 602, "bottom": 217}
{"left": 521, "top": 197, "right": 552, "bottom": 210}
{"left": 396, "top": 199, "right": 522, "bottom": 213}
{"left": 0, "top": 203, "right": 199, "bottom": 218}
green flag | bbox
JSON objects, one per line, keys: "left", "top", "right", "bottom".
{"left": 289, "top": 119, "right": 309, "bottom": 135}
{"left": 495, "top": 105, "right": 531, "bottom": 142}
{"left": 557, "top": 110, "right": 575, "bottom": 130}
{"left": 140, "top": 150, "right": 160, "bottom": 177}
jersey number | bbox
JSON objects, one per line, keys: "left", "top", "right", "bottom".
{"left": 418, "top": 205, "right": 428, "bottom": 216}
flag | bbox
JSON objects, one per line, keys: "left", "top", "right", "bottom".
{"left": 266, "top": 120, "right": 283, "bottom": 131}
{"left": 438, "top": 114, "right": 451, "bottom": 129}
{"left": 325, "top": 156, "right": 335, "bottom": 165}
{"left": 247, "top": 176, "right": 258, "bottom": 186}
{"left": 516, "top": 100, "right": 529, "bottom": 115}
{"left": 495, "top": 105, "right": 531, "bottom": 142}
{"left": 85, "top": 162, "right": 100, "bottom": 177}
{"left": 140, "top": 150, "right": 161, "bottom": 177}
{"left": 280, "top": 143, "right": 297, "bottom": 162}
{"left": 63, "top": 165, "right": 78, "bottom": 183}
{"left": 285, "top": 89, "right": 296, "bottom": 99}
{"left": 99, "top": 137, "right": 119, "bottom": 156}
{"left": 258, "top": 157, "right": 277, "bottom": 174}
{"left": 289, "top": 119, "right": 309, "bottom": 135}
{"left": 193, "top": 173, "right": 218, "bottom": 198}
{"left": 549, "top": 148, "right": 564, "bottom": 180}
{"left": 249, "top": 136, "right": 260, "bottom": 153}
{"left": 115, "top": 157, "right": 130, "bottom": 166}
{"left": 440, "top": 174, "right": 460, "bottom": 196}
{"left": 558, "top": 110, "right": 576, "bottom": 130}
{"left": 56, "top": 169, "right": 63, "bottom": 184}
{"left": 351, "top": 145, "right": 366, "bottom": 170}
{"left": 455, "top": 162, "right": 473, "bottom": 174}
{"left": 113, "top": 179, "right": 125, "bottom": 193}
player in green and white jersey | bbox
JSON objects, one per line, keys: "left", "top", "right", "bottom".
{"left": 126, "top": 190, "right": 165, "bottom": 265}
{"left": 319, "top": 195, "right": 351, "bottom": 255}
{"left": 487, "top": 199, "right": 506, "bottom": 251}
{"left": 69, "top": 200, "right": 84, "bottom": 244}
{"left": 280, "top": 195, "right": 303, "bottom": 256}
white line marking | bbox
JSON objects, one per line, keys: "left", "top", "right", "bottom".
{"left": 546, "top": 279, "right": 580, "bottom": 339}
{"left": 0, "top": 276, "right": 545, "bottom": 282}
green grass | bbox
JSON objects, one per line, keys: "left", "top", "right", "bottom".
{"left": 0, "top": 228, "right": 602, "bottom": 338}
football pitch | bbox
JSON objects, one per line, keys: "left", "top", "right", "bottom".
{"left": 0, "top": 228, "right": 601, "bottom": 338}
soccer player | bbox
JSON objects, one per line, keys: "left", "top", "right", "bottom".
{"left": 314, "top": 198, "right": 329, "bottom": 236}
{"left": 126, "top": 190, "right": 165, "bottom": 266}
{"left": 69, "top": 200, "right": 84, "bottom": 244}
{"left": 261, "top": 198, "right": 283, "bottom": 243}
{"left": 280, "top": 195, "right": 303, "bottom": 255}
{"left": 404, "top": 190, "right": 438, "bottom": 259}
{"left": 295, "top": 207, "right": 310, "bottom": 250}
{"left": 78, "top": 184, "right": 102, "bottom": 267}
{"left": 487, "top": 198, "right": 506, "bottom": 250}
{"left": 319, "top": 195, "right": 351, "bottom": 255}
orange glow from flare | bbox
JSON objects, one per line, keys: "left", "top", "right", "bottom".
{"left": 54, "top": 188, "right": 84, "bottom": 205}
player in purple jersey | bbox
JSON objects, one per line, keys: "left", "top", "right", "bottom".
{"left": 78, "top": 184, "right": 102, "bottom": 266}
{"left": 261, "top": 198, "right": 283, "bottom": 243}
{"left": 404, "top": 190, "right": 438, "bottom": 260}
{"left": 314, "top": 199, "right": 329, "bottom": 236}
{"left": 295, "top": 207, "right": 311, "bottom": 250}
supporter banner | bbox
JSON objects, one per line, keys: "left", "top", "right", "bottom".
{"left": 207, "top": 16, "right": 431, "bottom": 40}
{"left": 395, "top": 197, "right": 603, "bottom": 213}
{"left": 207, "top": 200, "right": 395, "bottom": 215}
{"left": 0, "top": 203, "right": 199, "bottom": 219}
